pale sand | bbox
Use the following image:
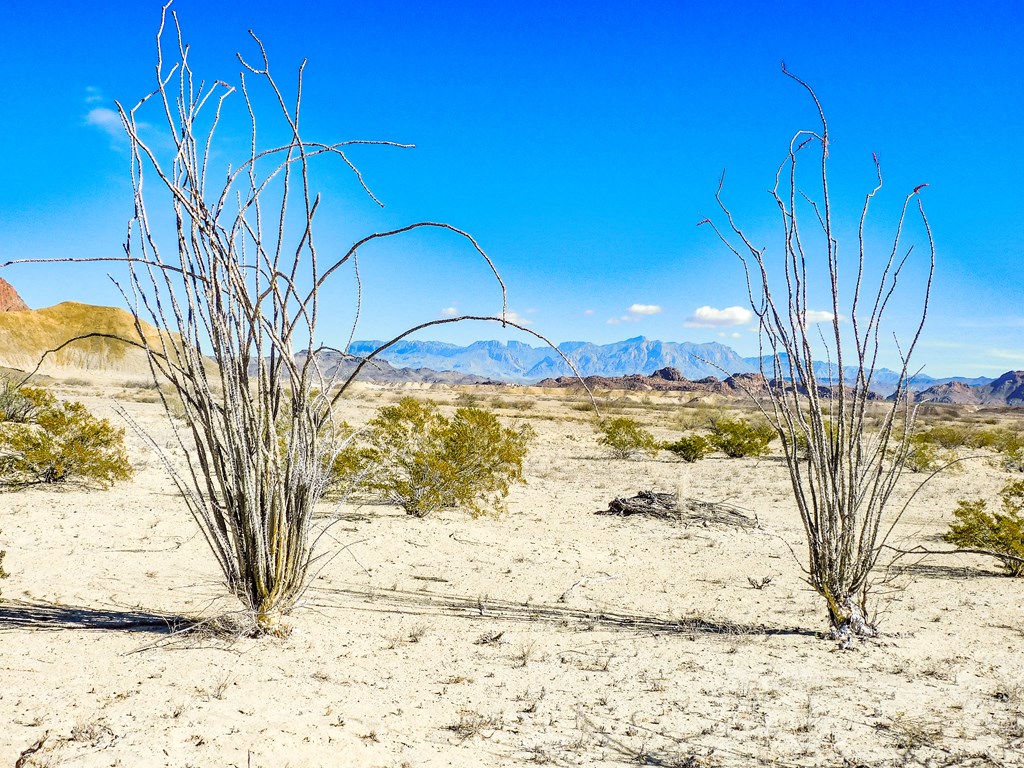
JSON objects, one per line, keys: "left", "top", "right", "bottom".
{"left": 1, "top": 380, "right": 1021, "bottom": 767}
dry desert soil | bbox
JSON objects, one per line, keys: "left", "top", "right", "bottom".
{"left": 1, "top": 378, "right": 1022, "bottom": 767}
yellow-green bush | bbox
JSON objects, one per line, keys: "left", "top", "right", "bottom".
{"left": 334, "top": 397, "right": 534, "bottom": 517}
{"left": 663, "top": 434, "right": 713, "bottom": 463}
{"left": 0, "top": 386, "right": 132, "bottom": 488}
{"left": 595, "top": 416, "right": 659, "bottom": 459}
{"left": 708, "top": 417, "right": 776, "bottom": 459}
{"left": 915, "top": 424, "right": 972, "bottom": 450}
{"left": 0, "top": 377, "right": 38, "bottom": 424}
{"left": 945, "top": 480, "right": 1024, "bottom": 576}
{"left": 902, "top": 432, "right": 945, "bottom": 473}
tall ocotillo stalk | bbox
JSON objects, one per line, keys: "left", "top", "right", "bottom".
{"left": 701, "top": 65, "right": 935, "bottom": 641}
{"left": 107, "top": 5, "right": 532, "bottom": 632}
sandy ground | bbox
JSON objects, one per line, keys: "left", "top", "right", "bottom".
{"left": 1, "top": 380, "right": 1022, "bottom": 767}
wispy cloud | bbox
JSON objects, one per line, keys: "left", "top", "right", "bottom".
{"left": 684, "top": 305, "right": 753, "bottom": 328}
{"left": 959, "top": 316, "right": 1024, "bottom": 329}
{"left": 584, "top": 309, "right": 595, "bottom": 316}
{"left": 989, "top": 348, "right": 1024, "bottom": 363}
{"left": 440, "top": 306, "right": 459, "bottom": 317}
{"left": 85, "top": 106, "right": 123, "bottom": 139}
{"left": 84, "top": 85, "right": 105, "bottom": 104}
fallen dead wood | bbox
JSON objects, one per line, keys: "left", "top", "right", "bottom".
{"left": 598, "top": 490, "right": 757, "bottom": 528}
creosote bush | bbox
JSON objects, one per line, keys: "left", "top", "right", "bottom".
{"left": 945, "top": 480, "right": 1024, "bottom": 576}
{"left": 663, "top": 434, "right": 713, "bottom": 463}
{"left": 335, "top": 397, "right": 534, "bottom": 517}
{"left": 596, "top": 416, "right": 659, "bottom": 459}
{"left": 0, "top": 377, "right": 39, "bottom": 424}
{"left": 707, "top": 417, "right": 776, "bottom": 459}
{"left": 0, "top": 385, "right": 132, "bottom": 489}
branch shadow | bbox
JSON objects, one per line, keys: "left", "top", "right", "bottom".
{"left": 308, "top": 584, "right": 817, "bottom": 638}
{"left": 0, "top": 600, "right": 194, "bottom": 634}
{"left": 895, "top": 562, "right": 1004, "bottom": 580}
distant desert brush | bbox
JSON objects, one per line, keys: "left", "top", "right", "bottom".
{"left": 334, "top": 397, "right": 534, "bottom": 517}
{"left": 707, "top": 417, "right": 776, "bottom": 459}
{"left": 595, "top": 416, "right": 659, "bottom": 459}
{"left": 945, "top": 480, "right": 1024, "bottom": 576}
{"left": 662, "top": 434, "right": 713, "bottom": 463}
{"left": 0, "top": 383, "right": 131, "bottom": 489}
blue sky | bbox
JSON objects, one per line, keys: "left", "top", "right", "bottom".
{"left": 1, "top": 1, "right": 1021, "bottom": 377}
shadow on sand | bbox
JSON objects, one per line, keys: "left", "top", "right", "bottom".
{"left": 308, "top": 584, "right": 818, "bottom": 638}
{"left": 0, "top": 600, "right": 193, "bottom": 634}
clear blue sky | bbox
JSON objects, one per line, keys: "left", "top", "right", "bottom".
{"left": 1, "top": 0, "right": 1021, "bottom": 377}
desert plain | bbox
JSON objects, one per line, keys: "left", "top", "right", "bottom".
{"left": 1, "top": 375, "right": 1022, "bottom": 768}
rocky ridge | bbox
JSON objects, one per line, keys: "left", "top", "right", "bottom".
{"left": 0, "top": 277, "right": 29, "bottom": 312}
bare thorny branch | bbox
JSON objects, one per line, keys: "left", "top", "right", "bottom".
{"left": 700, "top": 63, "right": 936, "bottom": 640}
{"left": 0, "top": 3, "right": 590, "bottom": 628}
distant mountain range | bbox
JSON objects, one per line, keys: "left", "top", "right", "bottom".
{"left": 347, "top": 336, "right": 749, "bottom": 383}
{"left": 346, "top": 336, "right": 992, "bottom": 396}
{"left": 0, "top": 277, "right": 1013, "bottom": 402}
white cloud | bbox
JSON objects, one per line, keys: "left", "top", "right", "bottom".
{"left": 684, "top": 305, "right": 753, "bottom": 328}
{"left": 803, "top": 310, "right": 834, "bottom": 324}
{"left": 85, "top": 107, "right": 123, "bottom": 139}
{"left": 607, "top": 314, "right": 640, "bottom": 325}
{"left": 85, "top": 86, "right": 104, "bottom": 104}
{"left": 502, "top": 310, "right": 532, "bottom": 326}
{"left": 628, "top": 303, "right": 662, "bottom": 316}
{"left": 440, "top": 307, "right": 458, "bottom": 317}
{"left": 584, "top": 309, "right": 595, "bottom": 316}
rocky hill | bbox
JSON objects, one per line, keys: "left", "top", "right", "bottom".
{"left": 0, "top": 277, "right": 29, "bottom": 312}
{"left": 912, "top": 371, "right": 1024, "bottom": 406}
{"left": 0, "top": 301, "right": 164, "bottom": 376}
{"left": 537, "top": 366, "right": 886, "bottom": 401}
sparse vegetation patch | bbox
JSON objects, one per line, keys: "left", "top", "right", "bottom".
{"left": 946, "top": 480, "right": 1024, "bottom": 576}
{"left": 595, "top": 416, "right": 659, "bottom": 459}
{"left": 334, "top": 397, "right": 534, "bottom": 517}
{"left": 0, "top": 384, "right": 131, "bottom": 488}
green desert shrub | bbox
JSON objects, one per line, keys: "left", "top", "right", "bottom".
{"left": 945, "top": 480, "right": 1024, "bottom": 576}
{"left": 708, "top": 417, "right": 776, "bottom": 459}
{"left": 0, "top": 386, "right": 132, "bottom": 488}
{"left": 0, "top": 377, "right": 38, "bottom": 424}
{"left": 335, "top": 397, "right": 534, "bottom": 517}
{"left": 897, "top": 430, "right": 967, "bottom": 474}
{"left": 595, "top": 416, "right": 659, "bottom": 459}
{"left": 663, "top": 434, "right": 713, "bottom": 463}
{"left": 901, "top": 432, "right": 943, "bottom": 473}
